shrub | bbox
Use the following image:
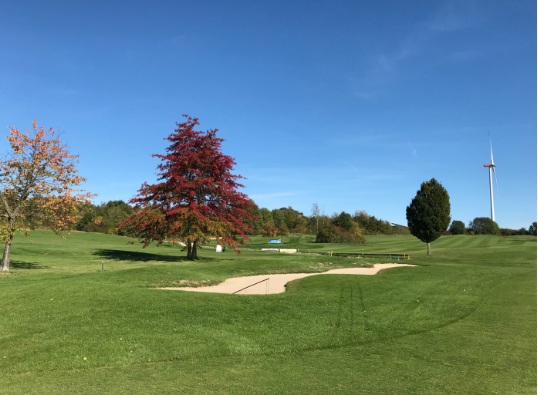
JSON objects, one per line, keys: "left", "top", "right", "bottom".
{"left": 500, "top": 228, "right": 519, "bottom": 236}
{"left": 316, "top": 225, "right": 340, "bottom": 243}
{"left": 315, "top": 224, "right": 365, "bottom": 244}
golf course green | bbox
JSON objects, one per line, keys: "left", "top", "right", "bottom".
{"left": 0, "top": 231, "right": 535, "bottom": 394}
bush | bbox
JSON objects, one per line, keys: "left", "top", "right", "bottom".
{"left": 500, "top": 228, "right": 519, "bottom": 236}
{"left": 316, "top": 226, "right": 339, "bottom": 243}
{"left": 316, "top": 224, "right": 365, "bottom": 244}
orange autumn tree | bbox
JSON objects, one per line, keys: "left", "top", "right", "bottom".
{"left": 0, "top": 120, "right": 94, "bottom": 271}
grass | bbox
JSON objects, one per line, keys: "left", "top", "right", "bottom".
{"left": 0, "top": 231, "right": 535, "bottom": 394}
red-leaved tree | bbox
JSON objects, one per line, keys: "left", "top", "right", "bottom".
{"left": 0, "top": 120, "right": 94, "bottom": 271}
{"left": 121, "top": 115, "right": 257, "bottom": 260}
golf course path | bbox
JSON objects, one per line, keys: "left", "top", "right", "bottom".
{"left": 163, "top": 263, "right": 415, "bottom": 295}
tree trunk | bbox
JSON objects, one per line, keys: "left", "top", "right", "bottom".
{"left": 191, "top": 243, "right": 198, "bottom": 260}
{"left": 427, "top": 242, "right": 431, "bottom": 255}
{"left": 1, "top": 235, "right": 13, "bottom": 272}
{"left": 186, "top": 240, "right": 198, "bottom": 260}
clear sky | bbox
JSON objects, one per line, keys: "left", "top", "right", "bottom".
{"left": 0, "top": 0, "right": 536, "bottom": 229}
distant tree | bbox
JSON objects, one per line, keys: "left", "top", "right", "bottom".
{"left": 261, "top": 222, "right": 277, "bottom": 238}
{"left": 292, "top": 216, "right": 309, "bottom": 234}
{"left": 258, "top": 208, "right": 274, "bottom": 225}
{"left": 76, "top": 200, "right": 135, "bottom": 236}
{"left": 529, "top": 222, "right": 537, "bottom": 236}
{"left": 380, "top": 220, "right": 392, "bottom": 234}
{"left": 277, "top": 223, "right": 290, "bottom": 236}
{"left": 333, "top": 211, "right": 354, "bottom": 232}
{"left": 353, "top": 210, "right": 370, "bottom": 228}
{"left": 315, "top": 223, "right": 365, "bottom": 244}
{"left": 406, "top": 178, "right": 451, "bottom": 255}
{"left": 468, "top": 217, "right": 500, "bottom": 235}
{"left": 518, "top": 228, "right": 528, "bottom": 235}
{"left": 312, "top": 203, "right": 320, "bottom": 234}
{"left": 448, "top": 220, "right": 466, "bottom": 235}
{"left": 244, "top": 199, "right": 261, "bottom": 235}
{"left": 306, "top": 216, "right": 317, "bottom": 234}
{"left": 271, "top": 209, "right": 285, "bottom": 229}
{"left": 282, "top": 206, "right": 302, "bottom": 230}
{"left": 75, "top": 209, "right": 94, "bottom": 231}
{"left": 352, "top": 211, "right": 392, "bottom": 235}
{"left": 119, "top": 115, "right": 256, "bottom": 260}
{"left": 0, "top": 120, "right": 93, "bottom": 271}
{"left": 349, "top": 221, "right": 366, "bottom": 244}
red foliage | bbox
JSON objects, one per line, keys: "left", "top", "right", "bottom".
{"left": 121, "top": 115, "right": 257, "bottom": 259}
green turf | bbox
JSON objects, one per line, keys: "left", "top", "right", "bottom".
{"left": 0, "top": 231, "right": 535, "bottom": 394}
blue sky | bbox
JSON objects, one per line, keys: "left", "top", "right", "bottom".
{"left": 0, "top": 0, "right": 536, "bottom": 229}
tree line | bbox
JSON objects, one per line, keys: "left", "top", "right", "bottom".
{"left": 75, "top": 200, "right": 134, "bottom": 235}
{"left": 448, "top": 218, "right": 537, "bottom": 236}
{"left": 246, "top": 204, "right": 409, "bottom": 241}
{"left": 74, "top": 200, "right": 408, "bottom": 243}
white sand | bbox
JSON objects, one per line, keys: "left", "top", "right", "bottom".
{"left": 162, "top": 263, "right": 415, "bottom": 295}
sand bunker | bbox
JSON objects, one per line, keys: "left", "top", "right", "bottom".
{"left": 162, "top": 263, "right": 415, "bottom": 295}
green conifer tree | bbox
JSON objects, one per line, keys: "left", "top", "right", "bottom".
{"left": 406, "top": 178, "right": 451, "bottom": 255}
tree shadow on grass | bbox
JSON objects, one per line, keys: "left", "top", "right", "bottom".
{"left": 11, "top": 261, "right": 50, "bottom": 269}
{"left": 92, "top": 249, "right": 190, "bottom": 263}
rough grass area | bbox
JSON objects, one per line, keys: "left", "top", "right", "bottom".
{"left": 0, "top": 231, "right": 536, "bottom": 394}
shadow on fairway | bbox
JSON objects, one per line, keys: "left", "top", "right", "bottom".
{"left": 92, "top": 249, "right": 188, "bottom": 263}
{"left": 11, "top": 261, "right": 50, "bottom": 269}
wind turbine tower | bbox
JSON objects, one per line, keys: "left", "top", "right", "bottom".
{"left": 483, "top": 141, "right": 497, "bottom": 222}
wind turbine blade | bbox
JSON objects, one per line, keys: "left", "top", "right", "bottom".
{"left": 490, "top": 140, "right": 495, "bottom": 165}
{"left": 493, "top": 166, "right": 498, "bottom": 188}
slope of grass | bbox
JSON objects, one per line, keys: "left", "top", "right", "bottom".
{"left": 0, "top": 231, "right": 535, "bottom": 394}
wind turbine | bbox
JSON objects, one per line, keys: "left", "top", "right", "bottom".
{"left": 483, "top": 140, "right": 498, "bottom": 221}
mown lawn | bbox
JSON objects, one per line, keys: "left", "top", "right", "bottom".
{"left": 0, "top": 231, "right": 535, "bottom": 394}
